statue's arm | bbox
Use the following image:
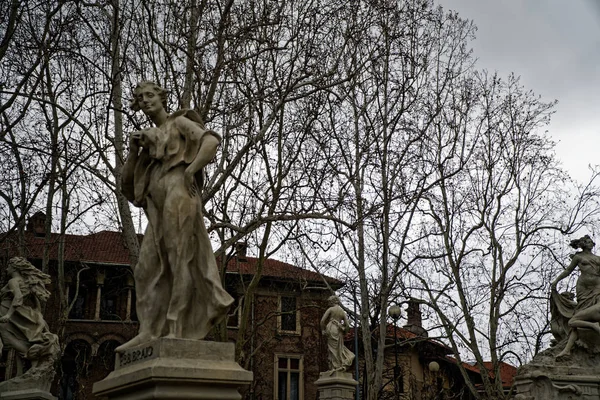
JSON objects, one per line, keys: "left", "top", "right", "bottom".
{"left": 121, "top": 133, "right": 141, "bottom": 202}
{"left": 321, "top": 309, "right": 331, "bottom": 333}
{"left": 175, "top": 117, "right": 219, "bottom": 197}
{"left": 0, "top": 279, "right": 23, "bottom": 322}
{"left": 176, "top": 117, "right": 219, "bottom": 174}
{"left": 552, "top": 256, "right": 579, "bottom": 289}
{"left": 341, "top": 312, "right": 350, "bottom": 333}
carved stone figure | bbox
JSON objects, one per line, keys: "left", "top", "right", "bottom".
{"left": 549, "top": 291, "right": 576, "bottom": 346}
{"left": 0, "top": 257, "right": 60, "bottom": 392}
{"left": 515, "top": 235, "right": 600, "bottom": 399}
{"left": 321, "top": 295, "right": 354, "bottom": 373}
{"left": 117, "top": 81, "right": 233, "bottom": 352}
{"left": 551, "top": 235, "right": 600, "bottom": 358}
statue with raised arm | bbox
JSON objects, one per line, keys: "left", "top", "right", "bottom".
{"left": 321, "top": 295, "right": 354, "bottom": 373}
{"left": 117, "top": 81, "right": 233, "bottom": 352}
{"left": 551, "top": 235, "right": 600, "bottom": 358}
{"left": 0, "top": 257, "right": 59, "bottom": 392}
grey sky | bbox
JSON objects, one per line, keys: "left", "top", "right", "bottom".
{"left": 436, "top": 0, "right": 600, "bottom": 182}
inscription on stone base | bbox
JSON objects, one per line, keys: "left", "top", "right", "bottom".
{"left": 118, "top": 345, "right": 155, "bottom": 368}
{"left": 93, "top": 338, "right": 253, "bottom": 400}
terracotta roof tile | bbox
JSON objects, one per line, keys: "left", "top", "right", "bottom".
{"left": 0, "top": 230, "right": 340, "bottom": 284}
{"left": 445, "top": 357, "right": 517, "bottom": 387}
{"left": 482, "top": 361, "right": 517, "bottom": 387}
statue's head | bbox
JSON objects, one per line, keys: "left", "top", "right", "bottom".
{"left": 130, "top": 81, "right": 168, "bottom": 112}
{"left": 8, "top": 257, "right": 37, "bottom": 274}
{"left": 570, "top": 235, "right": 595, "bottom": 251}
{"left": 6, "top": 257, "right": 52, "bottom": 301}
{"left": 328, "top": 295, "right": 340, "bottom": 306}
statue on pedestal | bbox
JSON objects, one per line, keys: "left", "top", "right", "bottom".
{"left": 551, "top": 235, "right": 600, "bottom": 358}
{"left": 515, "top": 235, "right": 600, "bottom": 399}
{"left": 0, "top": 257, "right": 59, "bottom": 393}
{"left": 117, "top": 81, "right": 233, "bottom": 352}
{"left": 321, "top": 295, "right": 354, "bottom": 373}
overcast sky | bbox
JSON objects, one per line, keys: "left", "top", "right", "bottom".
{"left": 435, "top": 0, "right": 600, "bottom": 183}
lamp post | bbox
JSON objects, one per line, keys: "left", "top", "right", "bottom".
{"left": 388, "top": 305, "right": 402, "bottom": 400}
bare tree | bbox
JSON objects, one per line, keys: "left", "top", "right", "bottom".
{"left": 295, "top": 2, "right": 480, "bottom": 399}
{"left": 409, "top": 72, "right": 600, "bottom": 399}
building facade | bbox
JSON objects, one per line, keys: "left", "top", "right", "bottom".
{"left": 1, "top": 213, "right": 516, "bottom": 399}
{"left": 0, "top": 217, "right": 341, "bottom": 400}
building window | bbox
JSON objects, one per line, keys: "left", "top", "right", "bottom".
{"left": 68, "top": 284, "right": 88, "bottom": 320}
{"left": 227, "top": 295, "right": 242, "bottom": 328}
{"left": 274, "top": 354, "right": 303, "bottom": 400}
{"left": 100, "top": 267, "right": 128, "bottom": 321}
{"left": 278, "top": 296, "right": 300, "bottom": 334}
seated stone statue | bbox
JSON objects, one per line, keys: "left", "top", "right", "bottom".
{"left": 551, "top": 235, "right": 600, "bottom": 358}
{"left": 0, "top": 257, "right": 59, "bottom": 392}
{"left": 321, "top": 295, "right": 354, "bottom": 373}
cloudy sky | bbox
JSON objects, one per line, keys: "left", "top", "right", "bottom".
{"left": 435, "top": 0, "right": 600, "bottom": 183}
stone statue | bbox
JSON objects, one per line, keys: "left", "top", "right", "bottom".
{"left": 551, "top": 235, "right": 600, "bottom": 358}
{"left": 0, "top": 257, "right": 60, "bottom": 392}
{"left": 515, "top": 235, "right": 600, "bottom": 399}
{"left": 117, "top": 81, "right": 233, "bottom": 352}
{"left": 549, "top": 291, "right": 576, "bottom": 346}
{"left": 321, "top": 295, "right": 354, "bottom": 373}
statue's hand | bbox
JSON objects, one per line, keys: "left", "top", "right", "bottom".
{"left": 129, "top": 131, "right": 142, "bottom": 150}
{"left": 184, "top": 168, "right": 198, "bottom": 197}
{"left": 12, "top": 296, "right": 23, "bottom": 307}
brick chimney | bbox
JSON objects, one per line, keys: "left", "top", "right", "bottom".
{"left": 26, "top": 211, "right": 46, "bottom": 237}
{"left": 403, "top": 300, "right": 427, "bottom": 337}
{"left": 235, "top": 242, "right": 248, "bottom": 261}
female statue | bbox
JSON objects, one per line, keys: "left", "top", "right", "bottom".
{"left": 117, "top": 81, "right": 233, "bottom": 352}
{"left": 321, "top": 295, "right": 354, "bottom": 373}
{"left": 552, "top": 235, "right": 600, "bottom": 358}
{"left": 0, "top": 257, "right": 59, "bottom": 389}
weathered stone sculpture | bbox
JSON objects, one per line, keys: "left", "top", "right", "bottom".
{"left": 515, "top": 235, "right": 600, "bottom": 399}
{"left": 551, "top": 235, "right": 600, "bottom": 359}
{"left": 316, "top": 296, "right": 357, "bottom": 400}
{"left": 94, "top": 82, "right": 251, "bottom": 400}
{"left": 117, "top": 81, "right": 233, "bottom": 352}
{"left": 321, "top": 295, "right": 355, "bottom": 373}
{"left": 0, "top": 257, "right": 60, "bottom": 396}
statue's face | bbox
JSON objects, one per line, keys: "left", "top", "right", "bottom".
{"left": 135, "top": 85, "right": 164, "bottom": 117}
{"left": 6, "top": 264, "right": 15, "bottom": 275}
{"left": 583, "top": 236, "right": 595, "bottom": 250}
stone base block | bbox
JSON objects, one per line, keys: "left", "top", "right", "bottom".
{"left": 0, "top": 389, "right": 56, "bottom": 400}
{"left": 315, "top": 371, "right": 357, "bottom": 400}
{"left": 93, "top": 338, "right": 253, "bottom": 400}
{"left": 515, "top": 373, "right": 600, "bottom": 400}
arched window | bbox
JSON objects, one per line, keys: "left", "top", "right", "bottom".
{"left": 59, "top": 340, "right": 91, "bottom": 400}
{"left": 97, "top": 340, "right": 120, "bottom": 378}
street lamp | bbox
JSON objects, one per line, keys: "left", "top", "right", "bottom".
{"left": 388, "top": 305, "right": 402, "bottom": 400}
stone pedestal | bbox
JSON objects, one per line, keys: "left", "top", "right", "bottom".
{"left": 315, "top": 371, "right": 357, "bottom": 400}
{"left": 0, "top": 389, "right": 56, "bottom": 400}
{"left": 515, "top": 373, "right": 600, "bottom": 399}
{"left": 93, "top": 338, "right": 253, "bottom": 400}
{"left": 515, "top": 341, "right": 600, "bottom": 400}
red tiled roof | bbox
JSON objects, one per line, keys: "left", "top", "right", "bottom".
{"left": 345, "top": 323, "right": 453, "bottom": 354}
{"left": 0, "top": 230, "right": 340, "bottom": 285}
{"left": 0, "top": 231, "right": 133, "bottom": 265}
{"left": 226, "top": 256, "right": 340, "bottom": 284}
{"left": 482, "top": 361, "right": 517, "bottom": 387}
{"left": 445, "top": 357, "right": 517, "bottom": 387}
{"left": 445, "top": 357, "right": 481, "bottom": 374}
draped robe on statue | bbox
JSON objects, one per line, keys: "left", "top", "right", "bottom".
{"left": 0, "top": 279, "right": 56, "bottom": 357}
{"left": 122, "top": 109, "right": 233, "bottom": 340}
